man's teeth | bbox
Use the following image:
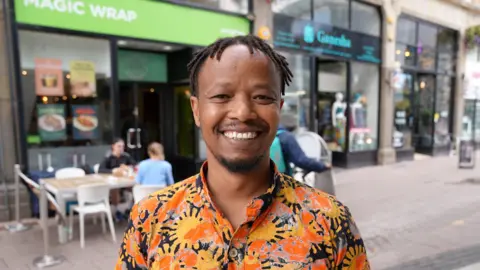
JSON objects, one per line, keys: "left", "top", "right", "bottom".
{"left": 223, "top": 131, "right": 258, "bottom": 140}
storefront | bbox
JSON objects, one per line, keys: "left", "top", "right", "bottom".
{"left": 7, "top": 0, "right": 250, "bottom": 180}
{"left": 271, "top": 0, "right": 382, "bottom": 168}
{"left": 393, "top": 15, "right": 458, "bottom": 159}
{"left": 462, "top": 44, "right": 480, "bottom": 144}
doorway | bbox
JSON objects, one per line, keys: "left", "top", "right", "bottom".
{"left": 412, "top": 74, "right": 435, "bottom": 152}
{"left": 119, "top": 82, "right": 164, "bottom": 162}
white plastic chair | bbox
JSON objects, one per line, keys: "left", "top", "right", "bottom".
{"left": 55, "top": 167, "right": 86, "bottom": 179}
{"left": 93, "top": 164, "right": 100, "bottom": 174}
{"left": 68, "top": 184, "right": 116, "bottom": 248}
{"left": 133, "top": 185, "right": 165, "bottom": 204}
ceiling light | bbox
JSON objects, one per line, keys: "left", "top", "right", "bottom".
{"left": 163, "top": 45, "right": 172, "bottom": 51}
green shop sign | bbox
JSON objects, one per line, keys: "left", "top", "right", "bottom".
{"left": 15, "top": 0, "right": 250, "bottom": 46}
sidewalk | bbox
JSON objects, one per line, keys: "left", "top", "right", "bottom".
{"left": 334, "top": 154, "right": 480, "bottom": 270}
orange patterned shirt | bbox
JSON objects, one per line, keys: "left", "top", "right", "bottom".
{"left": 116, "top": 162, "right": 369, "bottom": 269}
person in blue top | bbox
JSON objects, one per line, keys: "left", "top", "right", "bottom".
{"left": 270, "top": 113, "right": 331, "bottom": 176}
{"left": 135, "top": 142, "right": 174, "bottom": 186}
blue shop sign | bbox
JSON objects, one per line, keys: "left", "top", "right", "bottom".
{"left": 273, "top": 14, "right": 381, "bottom": 64}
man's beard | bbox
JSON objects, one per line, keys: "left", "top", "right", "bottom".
{"left": 214, "top": 153, "right": 265, "bottom": 173}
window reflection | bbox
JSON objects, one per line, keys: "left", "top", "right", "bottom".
{"left": 349, "top": 62, "right": 379, "bottom": 152}
{"left": 351, "top": 1, "right": 380, "bottom": 37}
{"left": 273, "top": 0, "right": 311, "bottom": 19}
{"left": 393, "top": 73, "right": 413, "bottom": 149}
{"left": 418, "top": 47, "right": 436, "bottom": 70}
{"left": 313, "top": 0, "right": 349, "bottom": 29}
{"left": 317, "top": 61, "right": 347, "bottom": 152}
{"left": 414, "top": 75, "right": 435, "bottom": 148}
{"left": 395, "top": 44, "right": 416, "bottom": 67}
{"left": 396, "top": 17, "right": 416, "bottom": 46}
{"left": 19, "top": 31, "right": 112, "bottom": 171}
{"left": 434, "top": 76, "right": 451, "bottom": 146}
{"left": 282, "top": 52, "right": 311, "bottom": 129}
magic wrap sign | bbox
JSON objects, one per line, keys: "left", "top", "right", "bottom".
{"left": 273, "top": 14, "right": 381, "bottom": 64}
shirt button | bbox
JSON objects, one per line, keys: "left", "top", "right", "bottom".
{"left": 228, "top": 248, "right": 238, "bottom": 258}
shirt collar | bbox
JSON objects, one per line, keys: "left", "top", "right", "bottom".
{"left": 195, "top": 161, "right": 283, "bottom": 223}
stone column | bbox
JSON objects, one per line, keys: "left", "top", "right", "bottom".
{"left": 252, "top": 1, "right": 274, "bottom": 45}
{"left": 452, "top": 29, "right": 466, "bottom": 145}
{"left": 377, "top": 0, "right": 397, "bottom": 165}
{"left": 0, "top": 11, "right": 17, "bottom": 183}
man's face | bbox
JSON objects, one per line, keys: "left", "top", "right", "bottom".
{"left": 190, "top": 45, "right": 283, "bottom": 173}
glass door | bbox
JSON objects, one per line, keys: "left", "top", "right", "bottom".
{"left": 413, "top": 74, "right": 435, "bottom": 150}
{"left": 119, "top": 82, "right": 161, "bottom": 162}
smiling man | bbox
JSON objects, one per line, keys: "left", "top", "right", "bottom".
{"left": 116, "top": 35, "right": 369, "bottom": 269}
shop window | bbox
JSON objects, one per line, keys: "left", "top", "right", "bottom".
{"left": 313, "top": 0, "right": 349, "bottom": 29}
{"left": 395, "top": 44, "right": 416, "bottom": 67}
{"left": 351, "top": 1, "right": 380, "bottom": 37}
{"left": 418, "top": 23, "right": 437, "bottom": 48}
{"left": 437, "top": 52, "right": 455, "bottom": 74}
{"left": 19, "top": 30, "right": 112, "bottom": 171}
{"left": 349, "top": 62, "right": 379, "bottom": 152}
{"left": 393, "top": 73, "right": 414, "bottom": 150}
{"left": 413, "top": 75, "right": 435, "bottom": 148}
{"left": 462, "top": 99, "right": 475, "bottom": 140}
{"left": 282, "top": 52, "right": 311, "bottom": 129}
{"left": 418, "top": 47, "right": 436, "bottom": 71}
{"left": 396, "top": 17, "right": 417, "bottom": 46}
{"left": 434, "top": 76, "right": 452, "bottom": 146}
{"left": 437, "top": 29, "right": 455, "bottom": 53}
{"left": 171, "top": 0, "right": 248, "bottom": 14}
{"left": 272, "top": 0, "right": 311, "bottom": 19}
{"left": 174, "top": 86, "right": 195, "bottom": 158}
{"left": 317, "top": 61, "right": 347, "bottom": 152}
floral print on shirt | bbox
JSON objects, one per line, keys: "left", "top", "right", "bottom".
{"left": 116, "top": 162, "right": 369, "bottom": 269}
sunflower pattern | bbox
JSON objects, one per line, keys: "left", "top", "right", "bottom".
{"left": 116, "top": 162, "right": 370, "bottom": 270}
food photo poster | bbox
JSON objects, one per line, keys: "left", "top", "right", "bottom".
{"left": 34, "top": 58, "right": 64, "bottom": 96}
{"left": 70, "top": 60, "right": 96, "bottom": 97}
{"left": 72, "top": 105, "right": 99, "bottom": 140}
{"left": 37, "top": 104, "right": 67, "bottom": 141}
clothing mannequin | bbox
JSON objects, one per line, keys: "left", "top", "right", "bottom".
{"left": 331, "top": 92, "right": 346, "bottom": 151}
{"left": 350, "top": 93, "right": 366, "bottom": 128}
{"left": 331, "top": 92, "right": 346, "bottom": 126}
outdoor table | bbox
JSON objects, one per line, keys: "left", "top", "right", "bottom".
{"left": 40, "top": 174, "right": 136, "bottom": 244}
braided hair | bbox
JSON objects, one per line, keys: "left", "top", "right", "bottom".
{"left": 187, "top": 34, "right": 293, "bottom": 97}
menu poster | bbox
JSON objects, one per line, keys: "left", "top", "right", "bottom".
{"left": 72, "top": 105, "right": 99, "bottom": 140}
{"left": 70, "top": 61, "right": 96, "bottom": 97}
{"left": 34, "top": 58, "right": 64, "bottom": 96}
{"left": 37, "top": 104, "right": 66, "bottom": 141}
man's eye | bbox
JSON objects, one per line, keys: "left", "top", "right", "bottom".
{"left": 212, "top": 94, "right": 230, "bottom": 99}
{"left": 254, "top": 95, "right": 275, "bottom": 101}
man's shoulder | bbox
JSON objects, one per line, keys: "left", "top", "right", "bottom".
{"left": 130, "top": 175, "right": 198, "bottom": 223}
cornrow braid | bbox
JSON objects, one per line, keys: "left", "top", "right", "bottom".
{"left": 187, "top": 34, "right": 293, "bottom": 97}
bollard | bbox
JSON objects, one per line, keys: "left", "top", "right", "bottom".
{"left": 32, "top": 181, "right": 64, "bottom": 269}
{"left": 4, "top": 164, "right": 31, "bottom": 233}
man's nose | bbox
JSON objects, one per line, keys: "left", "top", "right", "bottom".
{"left": 228, "top": 96, "right": 256, "bottom": 122}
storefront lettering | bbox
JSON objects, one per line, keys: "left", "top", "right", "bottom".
{"left": 317, "top": 31, "right": 352, "bottom": 48}
{"left": 303, "top": 25, "right": 352, "bottom": 48}
{"left": 23, "top": 0, "right": 137, "bottom": 22}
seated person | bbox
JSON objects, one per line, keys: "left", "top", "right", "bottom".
{"left": 99, "top": 138, "right": 136, "bottom": 176}
{"left": 98, "top": 138, "right": 136, "bottom": 221}
{"left": 136, "top": 142, "right": 174, "bottom": 187}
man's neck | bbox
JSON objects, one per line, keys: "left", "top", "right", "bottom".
{"left": 206, "top": 157, "right": 272, "bottom": 202}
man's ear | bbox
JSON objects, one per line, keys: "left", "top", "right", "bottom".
{"left": 190, "top": 96, "right": 201, "bottom": 127}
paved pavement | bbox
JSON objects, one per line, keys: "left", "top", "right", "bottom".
{"left": 1, "top": 153, "right": 480, "bottom": 269}
{"left": 334, "top": 153, "right": 480, "bottom": 270}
